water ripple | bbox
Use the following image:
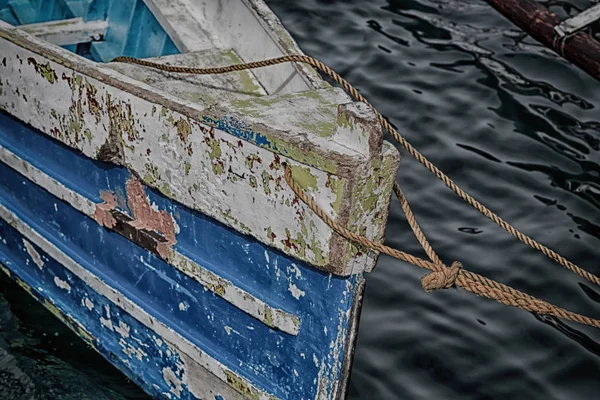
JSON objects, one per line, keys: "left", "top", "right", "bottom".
{"left": 1, "top": 0, "right": 600, "bottom": 399}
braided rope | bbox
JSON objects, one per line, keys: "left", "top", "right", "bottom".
{"left": 283, "top": 166, "right": 600, "bottom": 328}
{"left": 112, "top": 54, "right": 600, "bottom": 328}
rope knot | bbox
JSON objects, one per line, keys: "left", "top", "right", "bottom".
{"left": 421, "top": 261, "right": 463, "bottom": 292}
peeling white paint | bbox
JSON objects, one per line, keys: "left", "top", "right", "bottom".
{"left": 83, "top": 297, "right": 94, "bottom": 311}
{"left": 153, "top": 335, "right": 164, "bottom": 348}
{"left": 23, "top": 239, "right": 44, "bottom": 269}
{"left": 178, "top": 301, "right": 189, "bottom": 311}
{"left": 162, "top": 367, "right": 183, "bottom": 398}
{"left": 288, "top": 282, "right": 305, "bottom": 300}
{"left": 169, "top": 251, "right": 299, "bottom": 335}
{"left": 53, "top": 276, "right": 71, "bottom": 292}
{"left": 289, "top": 263, "right": 302, "bottom": 279}
{"left": 115, "top": 321, "right": 131, "bottom": 338}
{"left": 100, "top": 304, "right": 113, "bottom": 331}
{"left": 119, "top": 338, "right": 147, "bottom": 361}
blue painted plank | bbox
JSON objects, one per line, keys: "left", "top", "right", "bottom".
{"left": 62, "top": 43, "right": 78, "bottom": 52}
{"left": 63, "top": 0, "right": 88, "bottom": 17}
{"left": 85, "top": 0, "right": 108, "bottom": 21}
{"left": 89, "top": 40, "right": 118, "bottom": 63}
{"left": 102, "top": 0, "right": 136, "bottom": 54}
{"left": 122, "top": 0, "right": 151, "bottom": 57}
{"left": 162, "top": 35, "right": 179, "bottom": 57}
{"left": 8, "top": 0, "right": 37, "bottom": 24}
{"left": 0, "top": 7, "right": 18, "bottom": 25}
{"left": 7, "top": 0, "right": 72, "bottom": 25}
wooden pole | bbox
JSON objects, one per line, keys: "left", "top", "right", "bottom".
{"left": 485, "top": 0, "right": 600, "bottom": 81}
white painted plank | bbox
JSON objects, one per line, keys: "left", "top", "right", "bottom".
{"left": 19, "top": 18, "right": 108, "bottom": 46}
{"left": 555, "top": 4, "right": 600, "bottom": 36}
{"left": 141, "top": 0, "right": 214, "bottom": 52}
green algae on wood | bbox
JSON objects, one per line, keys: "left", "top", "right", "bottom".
{"left": 289, "top": 165, "right": 318, "bottom": 191}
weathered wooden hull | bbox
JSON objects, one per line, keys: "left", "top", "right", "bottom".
{"left": 0, "top": 1, "right": 398, "bottom": 398}
{"left": 0, "top": 110, "right": 366, "bottom": 399}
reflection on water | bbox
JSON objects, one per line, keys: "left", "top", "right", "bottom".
{"left": 2, "top": 0, "right": 600, "bottom": 398}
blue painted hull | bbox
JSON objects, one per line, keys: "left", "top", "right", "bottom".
{"left": 0, "top": 109, "right": 364, "bottom": 399}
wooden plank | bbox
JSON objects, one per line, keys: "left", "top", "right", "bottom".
{"left": 7, "top": 0, "right": 36, "bottom": 25}
{"left": 555, "top": 3, "right": 600, "bottom": 36}
{"left": 19, "top": 17, "right": 108, "bottom": 45}
{"left": 0, "top": 111, "right": 365, "bottom": 399}
{"left": 485, "top": 0, "right": 600, "bottom": 81}
{"left": 63, "top": 0, "right": 86, "bottom": 18}
{"left": 107, "top": 49, "right": 268, "bottom": 106}
{"left": 141, "top": 0, "right": 213, "bottom": 52}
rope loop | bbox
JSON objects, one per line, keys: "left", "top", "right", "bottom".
{"left": 421, "top": 261, "right": 463, "bottom": 292}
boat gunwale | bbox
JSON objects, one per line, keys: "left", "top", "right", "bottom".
{"left": 0, "top": 19, "right": 400, "bottom": 277}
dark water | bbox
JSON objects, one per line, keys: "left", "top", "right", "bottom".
{"left": 2, "top": 0, "right": 600, "bottom": 398}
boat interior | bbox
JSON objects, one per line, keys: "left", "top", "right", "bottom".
{"left": 0, "top": 0, "right": 327, "bottom": 107}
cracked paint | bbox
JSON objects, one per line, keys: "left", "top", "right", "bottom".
{"left": 115, "top": 320, "right": 131, "bottom": 338}
{"left": 53, "top": 276, "right": 71, "bottom": 291}
{"left": 0, "top": 23, "right": 385, "bottom": 399}
{"left": 83, "top": 297, "right": 94, "bottom": 311}
{"left": 94, "top": 191, "right": 117, "bottom": 228}
{"left": 288, "top": 282, "right": 305, "bottom": 300}
{"left": 126, "top": 176, "right": 177, "bottom": 259}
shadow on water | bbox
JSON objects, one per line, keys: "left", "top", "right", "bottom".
{"left": 1, "top": 0, "right": 600, "bottom": 399}
{"left": 0, "top": 273, "right": 148, "bottom": 399}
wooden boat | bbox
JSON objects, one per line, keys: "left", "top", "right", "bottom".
{"left": 0, "top": 0, "right": 399, "bottom": 399}
{"left": 485, "top": 0, "right": 600, "bottom": 81}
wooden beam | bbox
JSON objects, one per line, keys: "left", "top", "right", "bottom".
{"left": 555, "top": 4, "right": 600, "bottom": 36}
{"left": 19, "top": 17, "right": 107, "bottom": 46}
{"left": 485, "top": 0, "right": 600, "bottom": 81}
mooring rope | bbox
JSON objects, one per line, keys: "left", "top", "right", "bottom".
{"left": 112, "top": 54, "right": 600, "bottom": 328}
